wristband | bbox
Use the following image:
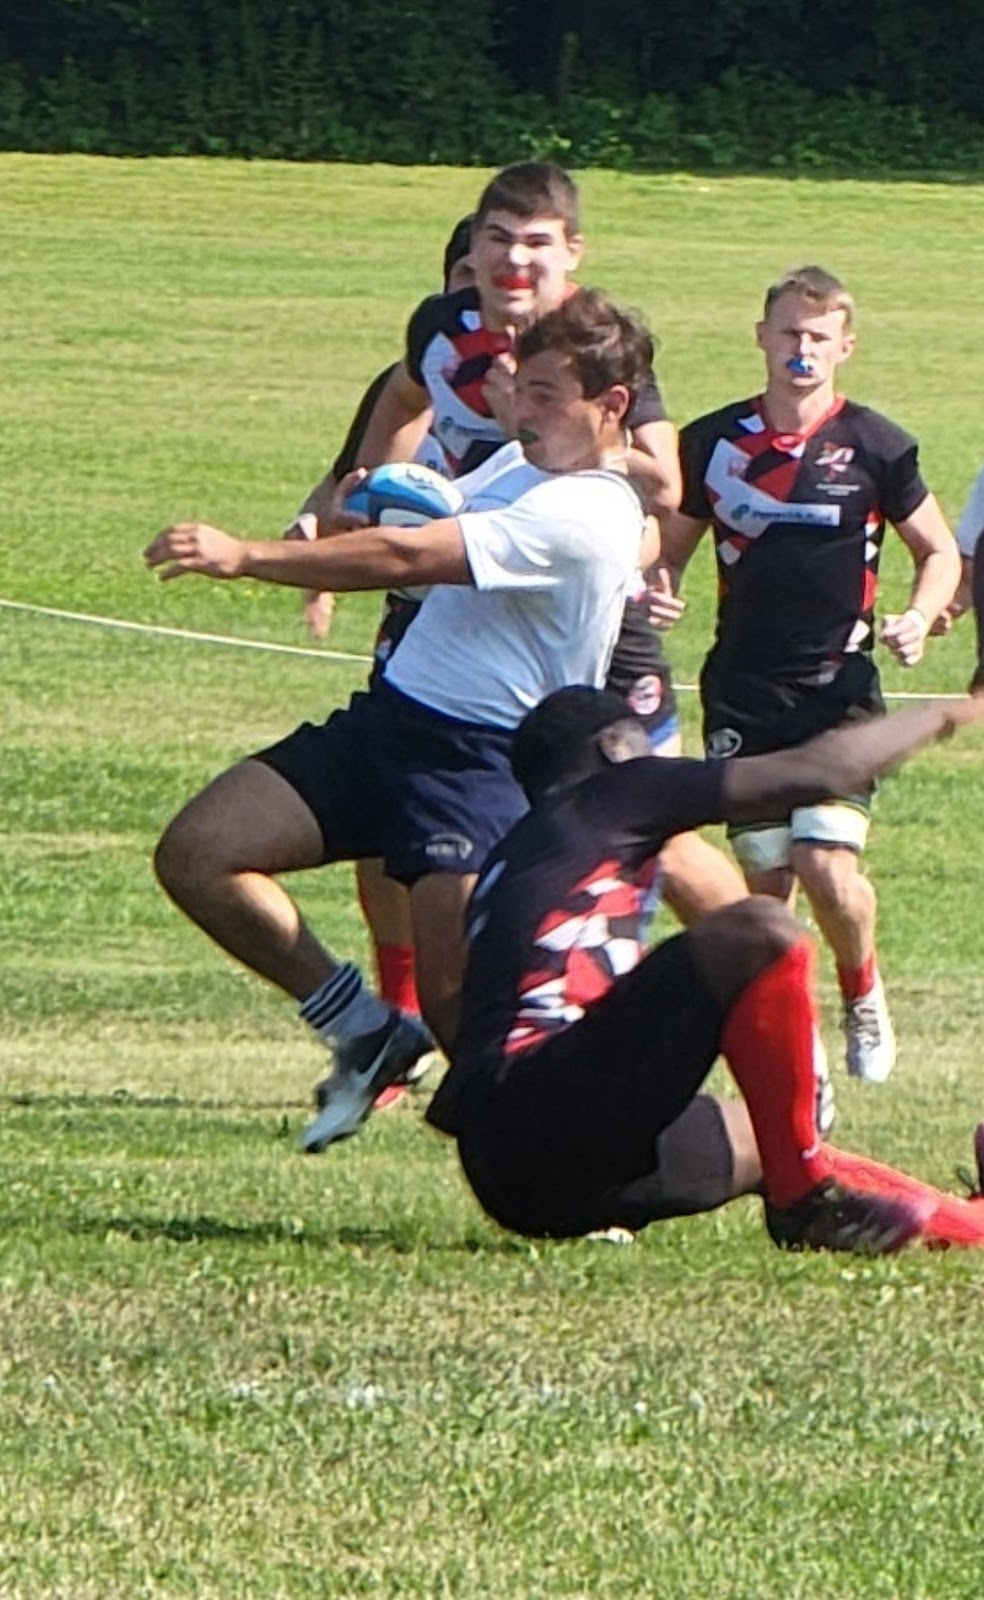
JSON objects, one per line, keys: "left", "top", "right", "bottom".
{"left": 904, "top": 606, "right": 929, "bottom": 636}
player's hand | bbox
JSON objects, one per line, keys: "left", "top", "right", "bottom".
{"left": 282, "top": 513, "right": 337, "bottom": 637}
{"left": 482, "top": 353, "right": 518, "bottom": 436}
{"left": 646, "top": 565, "right": 687, "bottom": 631}
{"left": 302, "top": 590, "right": 335, "bottom": 639}
{"left": 323, "top": 469, "right": 371, "bottom": 532}
{"left": 880, "top": 607, "right": 928, "bottom": 667}
{"left": 144, "top": 522, "right": 246, "bottom": 581}
{"left": 938, "top": 694, "right": 984, "bottom": 734}
{"left": 931, "top": 576, "right": 973, "bottom": 634}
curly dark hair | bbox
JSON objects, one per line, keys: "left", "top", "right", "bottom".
{"left": 516, "top": 288, "right": 654, "bottom": 401}
{"left": 510, "top": 686, "right": 639, "bottom": 801}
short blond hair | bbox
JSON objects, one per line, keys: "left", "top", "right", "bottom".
{"left": 763, "top": 265, "right": 855, "bottom": 332}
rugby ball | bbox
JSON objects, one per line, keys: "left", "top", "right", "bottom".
{"left": 344, "top": 462, "right": 464, "bottom": 526}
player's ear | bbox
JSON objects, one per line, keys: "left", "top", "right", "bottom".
{"left": 835, "top": 330, "right": 857, "bottom": 367}
{"left": 601, "top": 383, "right": 631, "bottom": 424}
{"left": 565, "top": 232, "right": 585, "bottom": 273}
{"left": 598, "top": 720, "right": 650, "bottom": 766}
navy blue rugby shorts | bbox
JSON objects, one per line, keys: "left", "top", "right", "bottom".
{"left": 253, "top": 679, "right": 527, "bottom": 886}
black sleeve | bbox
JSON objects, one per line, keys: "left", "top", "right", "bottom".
{"left": 881, "top": 438, "right": 929, "bottom": 525}
{"left": 850, "top": 406, "right": 927, "bottom": 525}
{"left": 626, "top": 376, "right": 668, "bottom": 430}
{"left": 575, "top": 756, "right": 728, "bottom": 852}
{"left": 330, "top": 364, "right": 399, "bottom": 478}
{"left": 721, "top": 702, "right": 952, "bottom": 822}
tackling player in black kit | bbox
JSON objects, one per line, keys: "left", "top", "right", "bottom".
{"left": 659, "top": 266, "right": 960, "bottom": 1085}
{"left": 426, "top": 685, "right": 984, "bottom": 1254}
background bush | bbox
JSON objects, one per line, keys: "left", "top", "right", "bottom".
{"left": 3, "top": 0, "right": 984, "bottom": 173}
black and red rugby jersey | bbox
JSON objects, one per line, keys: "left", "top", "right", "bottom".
{"left": 426, "top": 755, "right": 726, "bottom": 1132}
{"left": 679, "top": 396, "right": 929, "bottom": 694}
{"left": 405, "top": 286, "right": 668, "bottom": 477}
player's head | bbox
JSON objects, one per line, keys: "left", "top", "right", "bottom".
{"left": 512, "top": 288, "right": 653, "bottom": 472}
{"left": 757, "top": 264, "right": 856, "bottom": 390}
{"left": 511, "top": 686, "right": 651, "bottom": 801}
{"left": 443, "top": 214, "right": 475, "bottom": 293}
{"left": 470, "top": 162, "right": 584, "bottom": 330}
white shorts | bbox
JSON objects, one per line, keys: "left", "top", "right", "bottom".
{"left": 728, "top": 801, "right": 871, "bottom": 875}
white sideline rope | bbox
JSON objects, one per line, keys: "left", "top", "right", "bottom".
{"left": 0, "top": 596, "right": 373, "bottom": 667}
{"left": 0, "top": 594, "right": 967, "bottom": 700}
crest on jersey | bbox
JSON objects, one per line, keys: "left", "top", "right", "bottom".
{"left": 816, "top": 443, "right": 854, "bottom": 472}
{"left": 706, "top": 727, "right": 743, "bottom": 758}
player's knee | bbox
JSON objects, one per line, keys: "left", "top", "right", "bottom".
{"left": 154, "top": 813, "right": 203, "bottom": 905}
{"left": 793, "top": 844, "right": 867, "bottom": 917}
{"left": 690, "top": 896, "right": 802, "bottom": 1007}
{"left": 154, "top": 799, "right": 230, "bottom": 906}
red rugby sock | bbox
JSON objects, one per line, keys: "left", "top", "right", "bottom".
{"left": 721, "top": 939, "right": 829, "bottom": 1207}
{"left": 837, "top": 952, "right": 877, "bottom": 1005}
{"left": 374, "top": 942, "right": 420, "bottom": 1016}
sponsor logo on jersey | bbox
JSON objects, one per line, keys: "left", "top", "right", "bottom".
{"left": 816, "top": 443, "right": 855, "bottom": 471}
{"left": 708, "top": 441, "right": 841, "bottom": 537}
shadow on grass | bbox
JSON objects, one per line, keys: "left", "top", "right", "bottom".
{"left": 4, "top": 1090, "right": 306, "bottom": 1113}
{"left": 63, "top": 1212, "right": 523, "bottom": 1256}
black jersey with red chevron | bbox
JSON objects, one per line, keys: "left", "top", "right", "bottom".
{"left": 679, "top": 395, "right": 929, "bottom": 696}
{"left": 444, "top": 755, "right": 726, "bottom": 1080}
{"left": 405, "top": 286, "right": 668, "bottom": 478}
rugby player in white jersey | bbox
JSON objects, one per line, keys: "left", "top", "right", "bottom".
{"left": 145, "top": 289, "right": 658, "bottom": 1151}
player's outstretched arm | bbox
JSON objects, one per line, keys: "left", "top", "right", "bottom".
{"left": 144, "top": 515, "right": 472, "bottom": 591}
{"left": 722, "top": 698, "right": 984, "bottom": 823}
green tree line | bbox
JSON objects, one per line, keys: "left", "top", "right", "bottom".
{"left": 3, "top": 0, "right": 984, "bottom": 172}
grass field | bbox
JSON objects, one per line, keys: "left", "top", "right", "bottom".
{"left": 3, "top": 155, "right": 984, "bottom": 1599}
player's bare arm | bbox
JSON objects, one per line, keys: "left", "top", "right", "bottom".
{"left": 654, "top": 507, "right": 708, "bottom": 584}
{"left": 644, "top": 508, "right": 708, "bottom": 628}
{"left": 145, "top": 516, "right": 472, "bottom": 590}
{"left": 355, "top": 362, "right": 432, "bottom": 467}
{"left": 623, "top": 418, "right": 682, "bottom": 515}
{"left": 880, "top": 494, "right": 962, "bottom": 666}
{"left": 722, "top": 697, "right": 984, "bottom": 823}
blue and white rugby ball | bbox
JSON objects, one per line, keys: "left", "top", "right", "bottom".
{"left": 344, "top": 462, "right": 464, "bottom": 526}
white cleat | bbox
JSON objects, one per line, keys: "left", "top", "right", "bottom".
{"left": 813, "top": 1028, "right": 836, "bottom": 1133}
{"left": 843, "top": 977, "right": 896, "bottom": 1083}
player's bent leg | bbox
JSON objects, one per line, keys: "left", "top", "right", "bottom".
{"left": 729, "top": 820, "right": 796, "bottom": 906}
{"left": 154, "top": 758, "right": 334, "bottom": 998}
{"left": 693, "top": 899, "right": 923, "bottom": 1254}
{"left": 409, "top": 871, "right": 479, "bottom": 1050}
{"left": 639, "top": 1094, "right": 762, "bottom": 1220}
{"left": 354, "top": 858, "right": 425, "bottom": 1109}
{"left": 822, "top": 1144, "right": 984, "bottom": 1249}
{"left": 792, "top": 837, "right": 895, "bottom": 1083}
{"left": 659, "top": 831, "right": 748, "bottom": 927}
{"left": 355, "top": 858, "right": 418, "bottom": 1007}
{"left": 743, "top": 865, "right": 798, "bottom": 907}
{"left": 793, "top": 839, "right": 875, "bottom": 969}
{"left": 686, "top": 896, "right": 803, "bottom": 1014}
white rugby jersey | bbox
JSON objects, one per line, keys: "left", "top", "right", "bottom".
{"left": 384, "top": 441, "right": 646, "bottom": 728}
